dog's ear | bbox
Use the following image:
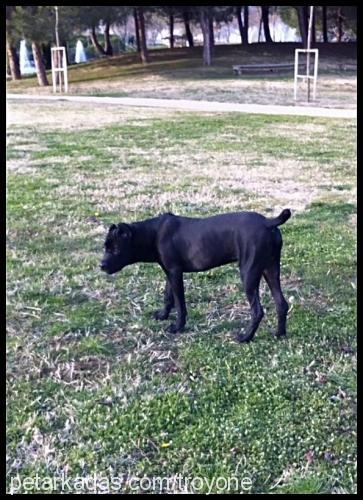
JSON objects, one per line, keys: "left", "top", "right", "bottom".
{"left": 117, "top": 223, "right": 132, "bottom": 239}
{"left": 109, "top": 224, "right": 117, "bottom": 232}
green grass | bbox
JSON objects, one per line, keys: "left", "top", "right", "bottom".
{"left": 6, "top": 103, "right": 356, "bottom": 493}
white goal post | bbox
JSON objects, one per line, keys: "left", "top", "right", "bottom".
{"left": 294, "top": 6, "right": 319, "bottom": 102}
{"left": 294, "top": 48, "right": 319, "bottom": 101}
{"left": 51, "top": 46, "right": 68, "bottom": 93}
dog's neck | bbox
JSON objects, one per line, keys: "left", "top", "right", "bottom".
{"left": 130, "top": 218, "right": 160, "bottom": 263}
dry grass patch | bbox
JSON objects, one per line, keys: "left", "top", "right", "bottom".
{"left": 6, "top": 101, "right": 188, "bottom": 132}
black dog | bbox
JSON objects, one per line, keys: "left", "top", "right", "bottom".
{"left": 100, "top": 209, "right": 291, "bottom": 342}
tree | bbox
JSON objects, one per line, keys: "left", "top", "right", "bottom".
{"left": 75, "top": 7, "right": 108, "bottom": 56}
{"left": 236, "top": 6, "right": 249, "bottom": 45}
{"left": 41, "top": 42, "right": 52, "bottom": 70}
{"left": 156, "top": 6, "right": 196, "bottom": 48}
{"left": 135, "top": 7, "right": 149, "bottom": 63}
{"left": 311, "top": 8, "right": 316, "bottom": 44}
{"left": 196, "top": 6, "right": 233, "bottom": 65}
{"left": 64, "top": 7, "right": 127, "bottom": 57}
{"left": 322, "top": 6, "right": 328, "bottom": 42}
{"left": 169, "top": 10, "right": 175, "bottom": 48}
{"left": 133, "top": 8, "right": 141, "bottom": 52}
{"left": 336, "top": 7, "right": 343, "bottom": 42}
{"left": 213, "top": 5, "right": 234, "bottom": 43}
{"left": 321, "top": 6, "right": 357, "bottom": 42}
{"left": 6, "top": 40, "right": 21, "bottom": 81}
{"left": 104, "top": 20, "right": 113, "bottom": 55}
{"left": 199, "top": 7, "right": 213, "bottom": 66}
{"left": 338, "top": 6, "right": 357, "bottom": 39}
{"left": 12, "top": 6, "right": 53, "bottom": 86}
{"left": 278, "top": 6, "right": 309, "bottom": 44}
{"left": 261, "top": 6, "right": 273, "bottom": 43}
{"left": 6, "top": 6, "right": 21, "bottom": 80}
{"left": 152, "top": 7, "right": 176, "bottom": 49}
{"left": 100, "top": 7, "right": 129, "bottom": 56}
{"left": 182, "top": 9, "right": 194, "bottom": 47}
{"left": 280, "top": 6, "right": 355, "bottom": 44}
{"left": 297, "top": 6, "right": 309, "bottom": 47}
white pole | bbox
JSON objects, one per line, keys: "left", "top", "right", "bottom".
{"left": 63, "top": 48, "right": 68, "bottom": 93}
{"left": 307, "top": 6, "right": 314, "bottom": 101}
{"left": 313, "top": 49, "right": 318, "bottom": 100}
{"left": 51, "top": 50, "right": 56, "bottom": 93}
{"left": 55, "top": 6, "right": 60, "bottom": 47}
{"left": 294, "top": 49, "right": 298, "bottom": 100}
{"left": 307, "top": 6, "right": 313, "bottom": 51}
{"left": 55, "top": 6, "right": 60, "bottom": 89}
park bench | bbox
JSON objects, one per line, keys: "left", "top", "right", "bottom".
{"left": 232, "top": 62, "right": 305, "bottom": 75}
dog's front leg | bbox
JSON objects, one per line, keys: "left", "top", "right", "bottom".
{"left": 165, "top": 269, "right": 187, "bottom": 333}
{"left": 154, "top": 278, "right": 174, "bottom": 320}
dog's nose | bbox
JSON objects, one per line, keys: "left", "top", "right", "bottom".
{"left": 100, "top": 262, "right": 107, "bottom": 271}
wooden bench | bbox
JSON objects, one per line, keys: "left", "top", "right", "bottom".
{"left": 233, "top": 63, "right": 304, "bottom": 75}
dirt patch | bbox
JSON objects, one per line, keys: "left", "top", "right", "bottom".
{"left": 7, "top": 159, "right": 38, "bottom": 175}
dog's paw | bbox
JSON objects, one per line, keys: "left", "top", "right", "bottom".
{"left": 273, "top": 331, "right": 287, "bottom": 339}
{"left": 235, "top": 331, "right": 254, "bottom": 343}
{"left": 166, "top": 323, "right": 184, "bottom": 334}
{"left": 153, "top": 309, "right": 169, "bottom": 321}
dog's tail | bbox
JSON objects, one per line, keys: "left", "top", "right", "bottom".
{"left": 266, "top": 209, "right": 291, "bottom": 228}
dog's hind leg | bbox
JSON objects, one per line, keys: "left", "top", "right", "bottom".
{"left": 154, "top": 278, "right": 175, "bottom": 320}
{"left": 166, "top": 269, "right": 187, "bottom": 333}
{"left": 236, "top": 264, "right": 264, "bottom": 343}
{"left": 263, "top": 262, "right": 289, "bottom": 338}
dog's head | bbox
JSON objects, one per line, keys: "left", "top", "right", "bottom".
{"left": 100, "top": 223, "right": 134, "bottom": 274}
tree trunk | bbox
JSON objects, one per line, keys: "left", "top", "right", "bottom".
{"left": 41, "top": 42, "right": 52, "bottom": 70}
{"left": 258, "top": 12, "right": 263, "bottom": 42}
{"left": 136, "top": 7, "right": 149, "bottom": 64}
{"left": 297, "top": 6, "right": 308, "bottom": 47}
{"left": 209, "top": 16, "right": 214, "bottom": 48}
{"left": 311, "top": 8, "right": 316, "bottom": 44}
{"left": 337, "top": 8, "right": 343, "bottom": 42}
{"left": 6, "top": 49, "right": 10, "bottom": 76}
{"left": 6, "top": 40, "right": 21, "bottom": 80}
{"left": 261, "top": 6, "right": 273, "bottom": 43}
{"left": 236, "top": 6, "right": 243, "bottom": 44}
{"left": 200, "top": 8, "right": 212, "bottom": 66}
{"left": 183, "top": 11, "right": 194, "bottom": 47}
{"left": 169, "top": 13, "right": 174, "bottom": 49}
{"left": 243, "top": 7, "right": 249, "bottom": 44}
{"left": 90, "top": 25, "right": 106, "bottom": 56}
{"left": 60, "top": 39, "right": 70, "bottom": 66}
{"left": 104, "top": 20, "right": 113, "bottom": 56}
{"left": 31, "top": 41, "right": 49, "bottom": 86}
{"left": 236, "top": 6, "right": 249, "bottom": 45}
{"left": 133, "top": 8, "right": 141, "bottom": 52}
{"left": 322, "top": 6, "right": 328, "bottom": 43}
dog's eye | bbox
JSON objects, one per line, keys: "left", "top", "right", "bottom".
{"left": 105, "top": 243, "right": 115, "bottom": 254}
{"left": 105, "top": 240, "right": 120, "bottom": 254}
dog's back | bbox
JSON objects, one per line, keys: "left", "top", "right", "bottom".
{"left": 156, "top": 210, "right": 290, "bottom": 273}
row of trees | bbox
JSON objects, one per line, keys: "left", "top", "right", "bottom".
{"left": 6, "top": 6, "right": 357, "bottom": 86}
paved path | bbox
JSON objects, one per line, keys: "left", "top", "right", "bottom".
{"left": 7, "top": 93, "right": 356, "bottom": 119}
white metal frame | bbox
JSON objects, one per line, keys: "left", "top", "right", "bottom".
{"left": 51, "top": 46, "right": 68, "bottom": 93}
{"left": 294, "top": 48, "right": 319, "bottom": 101}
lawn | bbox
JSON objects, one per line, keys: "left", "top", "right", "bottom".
{"left": 7, "top": 43, "right": 357, "bottom": 109}
{"left": 6, "top": 100, "right": 356, "bottom": 493}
